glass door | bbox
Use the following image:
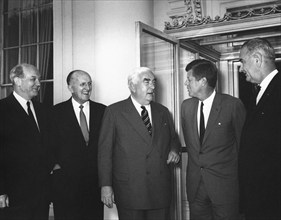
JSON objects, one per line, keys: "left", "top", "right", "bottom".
{"left": 136, "top": 21, "right": 220, "bottom": 220}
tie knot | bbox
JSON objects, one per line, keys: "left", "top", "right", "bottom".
{"left": 256, "top": 84, "right": 261, "bottom": 92}
{"left": 79, "top": 105, "right": 84, "bottom": 110}
{"left": 27, "top": 101, "right": 31, "bottom": 107}
{"left": 141, "top": 106, "right": 146, "bottom": 111}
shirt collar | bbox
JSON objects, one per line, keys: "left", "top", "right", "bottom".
{"left": 71, "top": 98, "right": 89, "bottom": 109}
{"left": 201, "top": 90, "right": 216, "bottom": 106}
{"left": 13, "top": 91, "right": 31, "bottom": 111}
{"left": 130, "top": 96, "right": 151, "bottom": 114}
{"left": 259, "top": 69, "right": 278, "bottom": 90}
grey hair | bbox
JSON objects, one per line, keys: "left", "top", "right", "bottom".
{"left": 127, "top": 67, "right": 153, "bottom": 85}
{"left": 241, "top": 38, "right": 275, "bottom": 62}
{"left": 10, "top": 63, "right": 39, "bottom": 84}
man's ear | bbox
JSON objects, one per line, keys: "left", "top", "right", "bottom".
{"left": 14, "top": 77, "right": 21, "bottom": 87}
{"left": 67, "top": 84, "right": 73, "bottom": 93}
{"left": 201, "top": 77, "right": 207, "bottom": 87}
{"left": 129, "top": 82, "right": 136, "bottom": 93}
{"left": 253, "top": 52, "right": 262, "bottom": 68}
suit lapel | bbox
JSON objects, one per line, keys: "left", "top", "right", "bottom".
{"left": 9, "top": 94, "right": 40, "bottom": 133}
{"left": 192, "top": 100, "right": 201, "bottom": 148}
{"left": 203, "top": 94, "right": 221, "bottom": 144}
{"left": 65, "top": 99, "right": 86, "bottom": 142}
{"left": 256, "top": 73, "right": 279, "bottom": 109}
{"left": 122, "top": 98, "right": 152, "bottom": 146}
{"left": 247, "top": 73, "right": 280, "bottom": 124}
{"left": 149, "top": 102, "right": 163, "bottom": 153}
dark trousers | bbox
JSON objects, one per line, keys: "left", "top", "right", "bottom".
{"left": 1, "top": 191, "right": 50, "bottom": 220}
{"left": 51, "top": 169, "right": 103, "bottom": 220}
{"left": 116, "top": 205, "right": 170, "bottom": 220}
{"left": 189, "top": 178, "right": 239, "bottom": 220}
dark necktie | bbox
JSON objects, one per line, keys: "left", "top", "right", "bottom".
{"left": 141, "top": 106, "right": 152, "bottom": 136}
{"left": 199, "top": 102, "right": 205, "bottom": 144}
{"left": 254, "top": 84, "right": 261, "bottom": 98}
{"left": 27, "top": 101, "right": 39, "bottom": 130}
{"left": 79, "top": 105, "right": 89, "bottom": 145}
{"left": 254, "top": 84, "right": 261, "bottom": 104}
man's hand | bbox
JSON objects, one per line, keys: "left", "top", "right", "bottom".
{"left": 167, "top": 150, "right": 180, "bottom": 164}
{"left": 0, "top": 194, "right": 9, "bottom": 208}
{"left": 101, "top": 186, "right": 115, "bottom": 208}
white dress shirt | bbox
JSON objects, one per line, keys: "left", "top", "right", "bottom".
{"left": 197, "top": 90, "right": 216, "bottom": 134}
{"left": 256, "top": 69, "right": 278, "bottom": 104}
{"left": 13, "top": 91, "right": 39, "bottom": 127}
{"left": 131, "top": 96, "right": 153, "bottom": 125}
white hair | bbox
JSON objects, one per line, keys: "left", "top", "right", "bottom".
{"left": 127, "top": 67, "right": 153, "bottom": 85}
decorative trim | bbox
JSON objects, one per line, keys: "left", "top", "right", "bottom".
{"left": 165, "top": 3, "right": 281, "bottom": 30}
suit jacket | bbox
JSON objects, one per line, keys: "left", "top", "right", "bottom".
{"left": 181, "top": 93, "right": 246, "bottom": 204}
{"left": 0, "top": 94, "right": 52, "bottom": 206}
{"left": 239, "top": 73, "right": 280, "bottom": 212}
{"left": 52, "top": 98, "right": 106, "bottom": 188}
{"left": 98, "top": 97, "right": 180, "bottom": 209}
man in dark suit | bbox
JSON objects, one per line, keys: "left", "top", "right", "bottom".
{"left": 238, "top": 38, "right": 280, "bottom": 220}
{"left": 181, "top": 59, "right": 246, "bottom": 220}
{"left": 51, "top": 70, "right": 106, "bottom": 220}
{"left": 98, "top": 67, "right": 180, "bottom": 220}
{"left": 0, "top": 63, "right": 52, "bottom": 220}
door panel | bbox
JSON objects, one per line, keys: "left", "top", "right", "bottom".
{"left": 136, "top": 21, "right": 220, "bottom": 220}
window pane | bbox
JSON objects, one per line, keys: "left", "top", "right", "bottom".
{"left": 21, "top": 46, "right": 37, "bottom": 65}
{"left": 21, "top": 0, "right": 37, "bottom": 9}
{"left": 4, "top": 0, "right": 20, "bottom": 12}
{"left": 39, "top": 44, "right": 53, "bottom": 79}
{"left": 40, "top": 82, "right": 53, "bottom": 106}
{"left": 21, "top": 10, "right": 37, "bottom": 45}
{"left": 4, "top": 49, "right": 19, "bottom": 84}
{"left": 4, "top": 12, "right": 19, "bottom": 47}
{"left": 5, "top": 86, "right": 14, "bottom": 97}
{"left": 39, "top": 5, "right": 53, "bottom": 42}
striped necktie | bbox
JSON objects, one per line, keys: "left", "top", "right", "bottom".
{"left": 141, "top": 106, "right": 152, "bottom": 136}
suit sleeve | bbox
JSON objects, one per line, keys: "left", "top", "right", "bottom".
{"left": 0, "top": 103, "right": 7, "bottom": 195}
{"left": 98, "top": 107, "right": 115, "bottom": 187}
{"left": 166, "top": 107, "right": 181, "bottom": 154}
{"left": 232, "top": 99, "right": 246, "bottom": 151}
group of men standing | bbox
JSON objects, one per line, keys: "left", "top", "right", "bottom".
{"left": 0, "top": 37, "right": 280, "bottom": 220}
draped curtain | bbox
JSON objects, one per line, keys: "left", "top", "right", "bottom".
{"left": 3, "top": 0, "right": 53, "bottom": 103}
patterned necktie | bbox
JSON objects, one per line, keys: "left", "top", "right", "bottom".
{"left": 79, "top": 105, "right": 89, "bottom": 145}
{"left": 199, "top": 102, "right": 205, "bottom": 144}
{"left": 141, "top": 106, "right": 152, "bottom": 136}
{"left": 27, "top": 101, "right": 39, "bottom": 130}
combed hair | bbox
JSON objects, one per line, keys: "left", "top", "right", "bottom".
{"left": 66, "top": 70, "right": 88, "bottom": 85}
{"left": 241, "top": 38, "right": 275, "bottom": 61}
{"left": 127, "top": 67, "right": 153, "bottom": 85}
{"left": 185, "top": 59, "right": 217, "bottom": 88}
{"left": 9, "top": 63, "right": 39, "bottom": 84}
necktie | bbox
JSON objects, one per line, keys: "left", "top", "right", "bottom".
{"left": 199, "top": 102, "right": 205, "bottom": 144}
{"left": 254, "top": 84, "right": 261, "bottom": 104}
{"left": 253, "top": 84, "right": 261, "bottom": 98}
{"left": 26, "top": 101, "right": 39, "bottom": 130}
{"left": 79, "top": 105, "right": 89, "bottom": 145}
{"left": 141, "top": 106, "right": 152, "bottom": 136}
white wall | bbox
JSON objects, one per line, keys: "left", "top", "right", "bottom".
{"left": 54, "top": 0, "right": 168, "bottom": 105}
{"left": 53, "top": 0, "right": 169, "bottom": 219}
{"left": 93, "top": 0, "right": 154, "bottom": 105}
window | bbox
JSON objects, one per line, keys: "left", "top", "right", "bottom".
{"left": 0, "top": 0, "right": 53, "bottom": 106}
